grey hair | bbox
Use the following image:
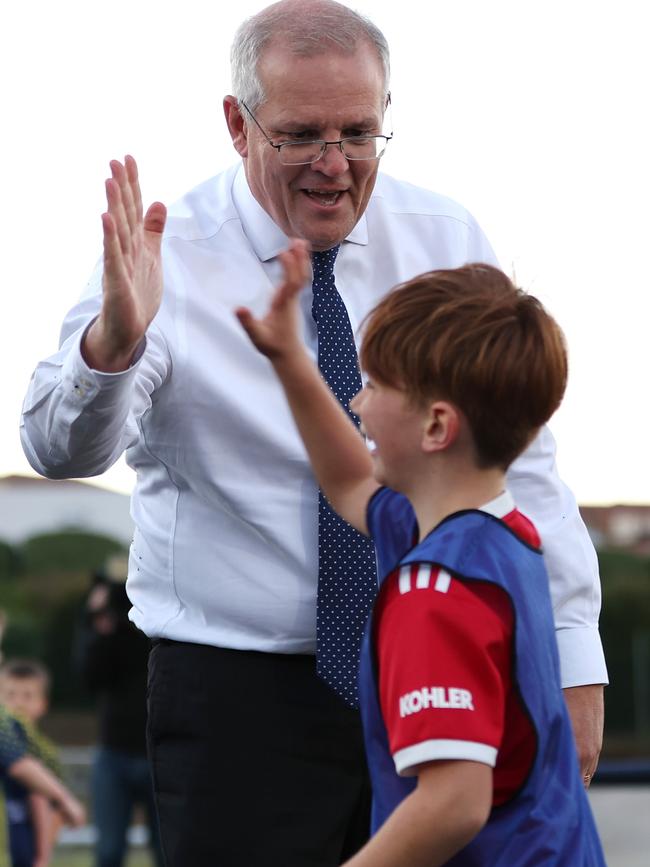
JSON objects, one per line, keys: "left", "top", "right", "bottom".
{"left": 230, "top": 0, "right": 390, "bottom": 111}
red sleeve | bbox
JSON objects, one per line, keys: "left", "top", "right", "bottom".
{"left": 375, "top": 564, "right": 514, "bottom": 777}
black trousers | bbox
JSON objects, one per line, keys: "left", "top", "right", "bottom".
{"left": 147, "top": 640, "right": 371, "bottom": 867}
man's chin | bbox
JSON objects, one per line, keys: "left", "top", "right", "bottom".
{"left": 301, "top": 224, "right": 354, "bottom": 251}
{"left": 293, "top": 209, "right": 357, "bottom": 251}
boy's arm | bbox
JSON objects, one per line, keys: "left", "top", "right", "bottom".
{"left": 29, "top": 792, "right": 56, "bottom": 867}
{"left": 8, "top": 756, "right": 85, "bottom": 827}
{"left": 342, "top": 760, "right": 492, "bottom": 867}
{"left": 237, "top": 240, "right": 379, "bottom": 534}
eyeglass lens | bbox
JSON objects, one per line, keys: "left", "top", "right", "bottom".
{"left": 279, "top": 137, "right": 387, "bottom": 164}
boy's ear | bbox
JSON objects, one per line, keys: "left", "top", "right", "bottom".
{"left": 223, "top": 96, "right": 249, "bottom": 158}
{"left": 421, "top": 400, "right": 461, "bottom": 453}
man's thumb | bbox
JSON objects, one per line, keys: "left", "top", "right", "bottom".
{"left": 144, "top": 202, "right": 167, "bottom": 242}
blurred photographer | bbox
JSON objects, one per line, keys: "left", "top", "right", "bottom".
{"left": 75, "top": 556, "right": 162, "bottom": 867}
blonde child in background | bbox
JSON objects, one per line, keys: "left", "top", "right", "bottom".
{"left": 0, "top": 703, "right": 84, "bottom": 866}
{"left": 0, "top": 661, "right": 66, "bottom": 867}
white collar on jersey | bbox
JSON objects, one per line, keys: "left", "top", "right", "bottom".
{"left": 478, "top": 490, "right": 515, "bottom": 520}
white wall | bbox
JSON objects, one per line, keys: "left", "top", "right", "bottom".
{"left": 0, "top": 476, "right": 133, "bottom": 546}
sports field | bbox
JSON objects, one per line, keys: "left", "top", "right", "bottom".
{"left": 589, "top": 786, "right": 650, "bottom": 867}
{"left": 51, "top": 849, "right": 154, "bottom": 866}
{"left": 44, "top": 787, "right": 650, "bottom": 867}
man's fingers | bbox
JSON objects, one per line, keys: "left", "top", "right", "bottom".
{"left": 581, "top": 754, "right": 598, "bottom": 788}
{"left": 582, "top": 756, "right": 598, "bottom": 787}
{"left": 110, "top": 158, "right": 139, "bottom": 240}
{"left": 107, "top": 156, "right": 166, "bottom": 248}
{"left": 125, "top": 154, "right": 144, "bottom": 223}
{"left": 563, "top": 684, "right": 603, "bottom": 791}
{"left": 101, "top": 212, "right": 130, "bottom": 291}
{"left": 106, "top": 172, "right": 132, "bottom": 260}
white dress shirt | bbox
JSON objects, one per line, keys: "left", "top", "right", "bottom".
{"left": 20, "top": 163, "right": 607, "bottom": 687}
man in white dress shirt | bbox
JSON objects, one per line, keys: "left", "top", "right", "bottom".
{"left": 20, "top": 1, "right": 606, "bottom": 864}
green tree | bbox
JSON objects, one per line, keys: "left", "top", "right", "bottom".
{"left": 1, "top": 531, "right": 126, "bottom": 710}
{"left": 598, "top": 549, "right": 650, "bottom": 742}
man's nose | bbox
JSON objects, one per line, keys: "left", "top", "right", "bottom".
{"left": 311, "top": 142, "right": 349, "bottom": 175}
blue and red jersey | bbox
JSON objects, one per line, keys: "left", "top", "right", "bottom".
{"left": 359, "top": 488, "right": 605, "bottom": 865}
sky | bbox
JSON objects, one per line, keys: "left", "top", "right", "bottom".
{"left": 2, "top": 0, "right": 648, "bottom": 505}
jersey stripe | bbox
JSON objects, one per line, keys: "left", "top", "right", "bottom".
{"left": 398, "top": 565, "right": 411, "bottom": 594}
{"left": 415, "top": 564, "right": 432, "bottom": 589}
{"left": 434, "top": 568, "right": 452, "bottom": 593}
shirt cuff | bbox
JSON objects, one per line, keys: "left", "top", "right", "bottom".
{"left": 556, "top": 626, "right": 609, "bottom": 688}
{"left": 60, "top": 325, "right": 146, "bottom": 406}
{"left": 394, "top": 739, "right": 497, "bottom": 777}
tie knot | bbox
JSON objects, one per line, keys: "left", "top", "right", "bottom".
{"left": 312, "top": 246, "right": 340, "bottom": 280}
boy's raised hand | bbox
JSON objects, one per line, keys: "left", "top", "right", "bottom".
{"left": 236, "top": 238, "right": 376, "bottom": 536}
{"left": 236, "top": 239, "right": 311, "bottom": 361}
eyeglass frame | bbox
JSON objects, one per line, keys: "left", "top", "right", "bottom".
{"left": 238, "top": 94, "right": 393, "bottom": 165}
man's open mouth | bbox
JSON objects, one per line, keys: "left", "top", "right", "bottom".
{"left": 303, "top": 190, "right": 344, "bottom": 206}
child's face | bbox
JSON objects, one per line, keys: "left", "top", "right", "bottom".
{"left": 350, "top": 379, "right": 427, "bottom": 491}
{"left": 0, "top": 676, "right": 48, "bottom": 723}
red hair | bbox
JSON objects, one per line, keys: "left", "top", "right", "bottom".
{"left": 360, "top": 264, "right": 568, "bottom": 469}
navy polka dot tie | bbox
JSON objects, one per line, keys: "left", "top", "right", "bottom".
{"left": 311, "top": 246, "right": 378, "bottom": 708}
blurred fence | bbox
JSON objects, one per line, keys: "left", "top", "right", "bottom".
{"left": 593, "top": 759, "right": 650, "bottom": 786}
{"left": 57, "top": 747, "right": 151, "bottom": 848}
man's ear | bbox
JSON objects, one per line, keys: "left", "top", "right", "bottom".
{"left": 223, "top": 96, "right": 249, "bottom": 158}
{"left": 421, "top": 400, "right": 461, "bottom": 453}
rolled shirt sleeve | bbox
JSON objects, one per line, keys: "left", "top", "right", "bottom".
{"left": 21, "top": 324, "right": 149, "bottom": 479}
{"left": 507, "top": 425, "right": 608, "bottom": 687}
{"left": 20, "top": 267, "right": 170, "bottom": 481}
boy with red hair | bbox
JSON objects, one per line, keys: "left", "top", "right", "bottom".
{"left": 237, "top": 241, "right": 605, "bottom": 866}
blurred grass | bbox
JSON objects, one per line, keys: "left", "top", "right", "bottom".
{"left": 51, "top": 847, "right": 155, "bottom": 866}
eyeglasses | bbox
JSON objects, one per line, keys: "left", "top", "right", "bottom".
{"left": 239, "top": 98, "right": 393, "bottom": 166}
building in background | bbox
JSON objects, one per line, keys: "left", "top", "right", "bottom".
{"left": 0, "top": 476, "right": 132, "bottom": 546}
{"left": 580, "top": 505, "right": 650, "bottom": 556}
{"left": 4, "top": 475, "right": 650, "bottom": 557}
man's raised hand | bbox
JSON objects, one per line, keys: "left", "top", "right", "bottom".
{"left": 82, "top": 155, "right": 167, "bottom": 372}
{"left": 236, "top": 239, "right": 311, "bottom": 362}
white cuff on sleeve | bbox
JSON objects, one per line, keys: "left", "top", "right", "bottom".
{"left": 556, "top": 626, "right": 609, "bottom": 688}
{"left": 394, "top": 739, "right": 497, "bottom": 777}
{"left": 61, "top": 325, "right": 146, "bottom": 405}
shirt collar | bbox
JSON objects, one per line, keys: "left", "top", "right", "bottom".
{"left": 232, "top": 163, "right": 369, "bottom": 262}
{"left": 479, "top": 490, "right": 515, "bottom": 519}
